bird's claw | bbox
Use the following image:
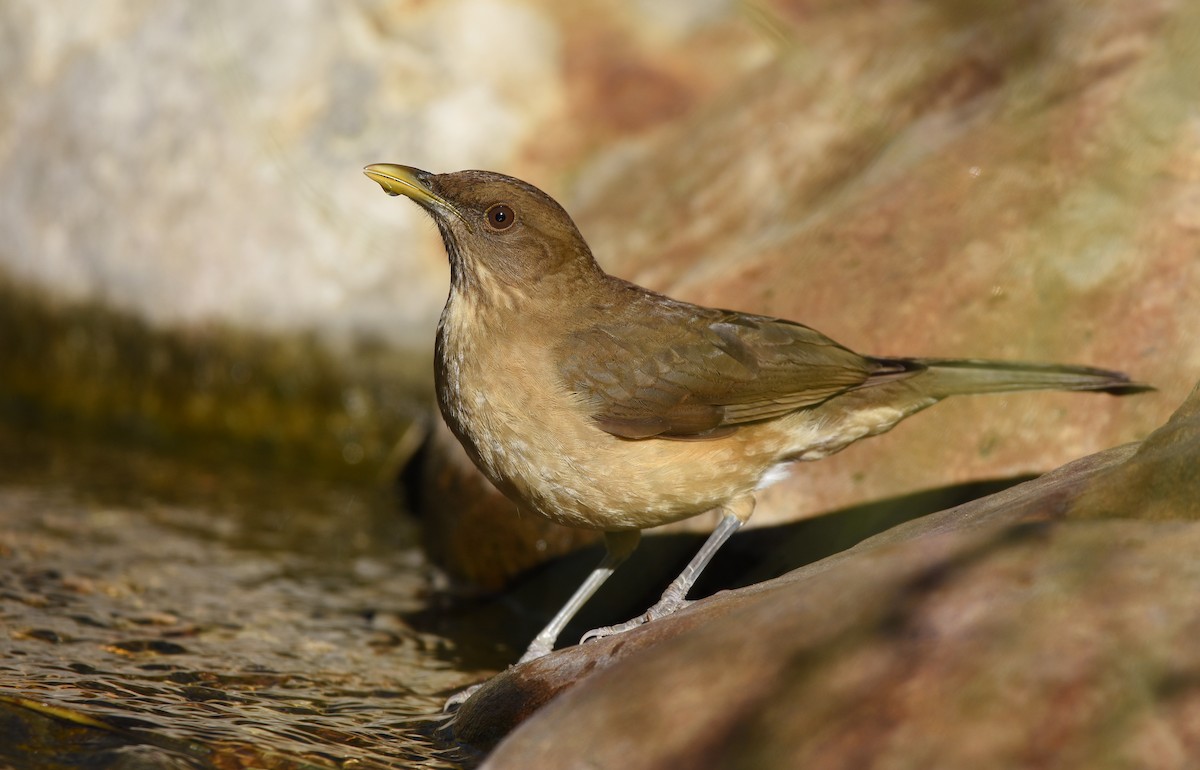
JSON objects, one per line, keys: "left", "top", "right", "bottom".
{"left": 443, "top": 641, "right": 556, "bottom": 712}
{"left": 579, "top": 616, "right": 644, "bottom": 645}
{"left": 443, "top": 682, "right": 484, "bottom": 712}
{"left": 579, "top": 598, "right": 692, "bottom": 645}
{"left": 516, "top": 640, "right": 553, "bottom": 665}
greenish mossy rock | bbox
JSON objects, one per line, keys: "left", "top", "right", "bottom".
{"left": 0, "top": 279, "right": 428, "bottom": 482}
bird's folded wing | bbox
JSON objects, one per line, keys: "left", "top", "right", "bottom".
{"left": 558, "top": 309, "right": 891, "bottom": 439}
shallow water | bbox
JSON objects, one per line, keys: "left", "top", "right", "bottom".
{"left": 0, "top": 421, "right": 1037, "bottom": 769}
{"left": 0, "top": 424, "right": 479, "bottom": 769}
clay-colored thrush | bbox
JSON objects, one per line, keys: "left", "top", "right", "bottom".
{"left": 364, "top": 163, "right": 1149, "bottom": 664}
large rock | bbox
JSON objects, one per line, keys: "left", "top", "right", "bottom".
{"left": 576, "top": 0, "right": 1200, "bottom": 515}
{"left": 452, "top": 381, "right": 1200, "bottom": 767}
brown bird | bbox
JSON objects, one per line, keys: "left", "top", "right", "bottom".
{"left": 364, "top": 163, "right": 1149, "bottom": 667}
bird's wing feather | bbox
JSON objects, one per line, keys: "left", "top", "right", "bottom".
{"left": 557, "top": 301, "right": 896, "bottom": 439}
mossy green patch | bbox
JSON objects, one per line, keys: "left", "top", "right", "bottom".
{"left": 0, "top": 274, "right": 432, "bottom": 483}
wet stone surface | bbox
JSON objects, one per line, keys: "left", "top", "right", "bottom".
{"left": 0, "top": 425, "right": 476, "bottom": 769}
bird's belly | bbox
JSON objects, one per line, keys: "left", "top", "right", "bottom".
{"left": 444, "top": 386, "right": 819, "bottom": 531}
{"left": 439, "top": 371, "right": 764, "bottom": 530}
{"left": 494, "top": 405, "right": 915, "bottom": 530}
{"left": 485, "top": 426, "right": 765, "bottom": 530}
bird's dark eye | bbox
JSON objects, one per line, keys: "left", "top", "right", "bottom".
{"left": 485, "top": 203, "right": 515, "bottom": 231}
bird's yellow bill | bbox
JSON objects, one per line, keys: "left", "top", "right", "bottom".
{"left": 363, "top": 163, "right": 431, "bottom": 199}
{"left": 363, "top": 163, "right": 467, "bottom": 223}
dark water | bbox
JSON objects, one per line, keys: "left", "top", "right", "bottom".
{"left": 0, "top": 424, "right": 479, "bottom": 769}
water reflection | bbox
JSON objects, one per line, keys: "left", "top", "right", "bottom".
{"left": 0, "top": 424, "right": 475, "bottom": 769}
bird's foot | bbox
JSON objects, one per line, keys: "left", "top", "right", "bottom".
{"left": 579, "top": 596, "right": 692, "bottom": 645}
{"left": 516, "top": 637, "right": 554, "bottom": 665}
{"left": 443, "top": 682, "right": 484, "bottom": 712}
{"left": 442, "top": 639, "right": 555, "bottom": 712}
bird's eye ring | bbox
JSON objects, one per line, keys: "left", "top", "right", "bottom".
{"left": 485, "top": 203, "right": 515, "bottom": 231}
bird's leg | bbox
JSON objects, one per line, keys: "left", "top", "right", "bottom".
{"left": 444, "top": 529, "right": 640, "bottom": 711}
{"left": 580, "top": 496, "right": 754, "bottom": 644}
{"left": 516, "top": 528, "right": 641, "bottom": 664}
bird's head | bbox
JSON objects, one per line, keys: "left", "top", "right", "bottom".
{"left": 364, "top": 164, "right": 601, "bottom": 294}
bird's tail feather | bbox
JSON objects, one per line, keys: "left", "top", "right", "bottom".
{"left": 898, "top": 357, "right": 1152, "bottom": 399}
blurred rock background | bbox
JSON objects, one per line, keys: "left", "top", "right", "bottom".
{"left": 2, "top": 0, "right": 1197, "bottom": 586}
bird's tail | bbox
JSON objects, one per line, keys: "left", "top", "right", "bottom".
{"left": 896, "top": 357, "right": 1153, "bottom": 399}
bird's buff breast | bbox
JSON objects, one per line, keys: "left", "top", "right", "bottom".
{"left": 436, "top": 302, "right": 780, "bottom": 531}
